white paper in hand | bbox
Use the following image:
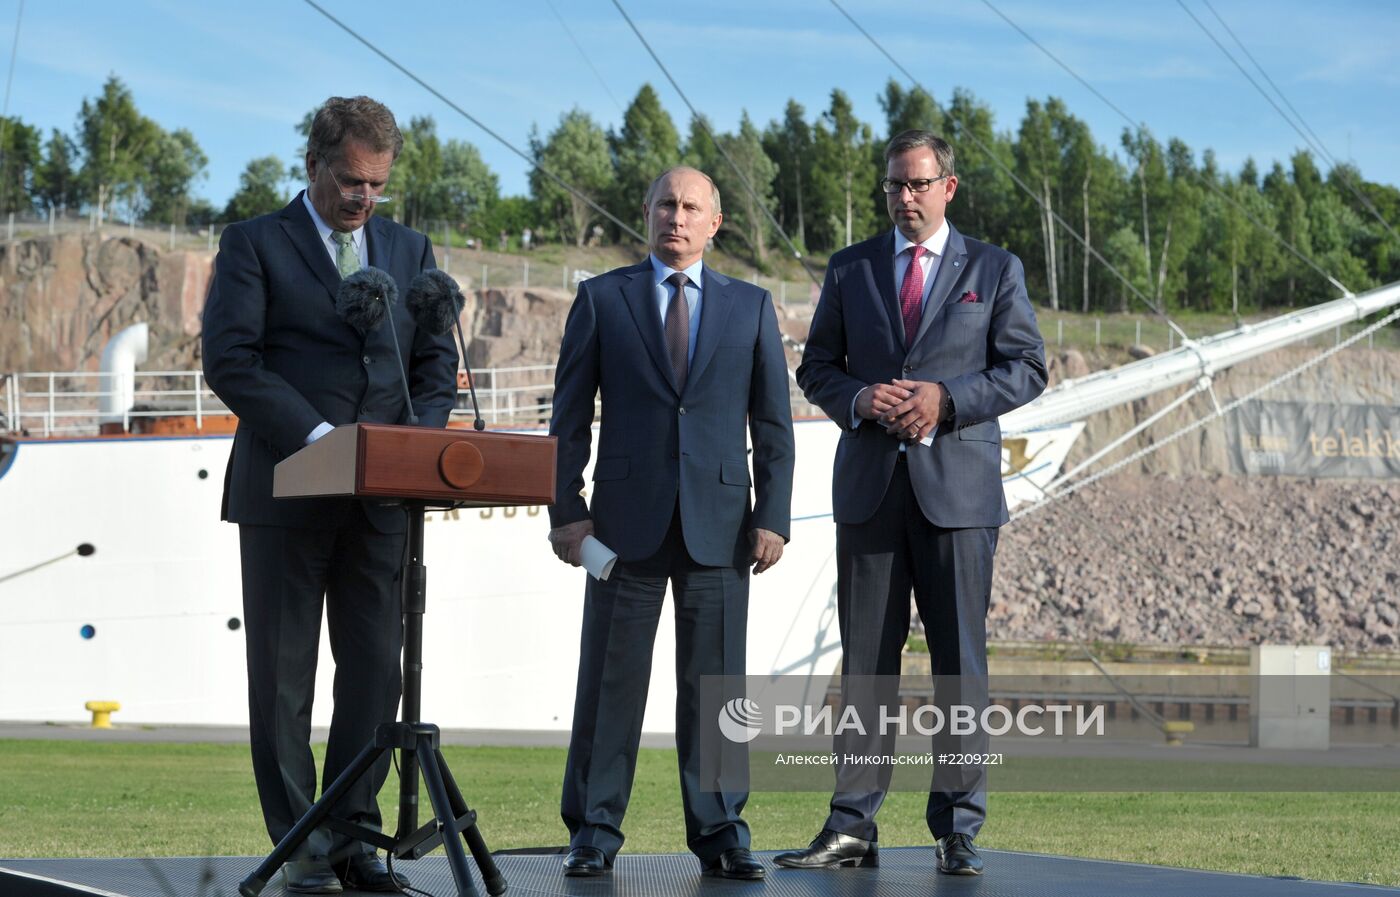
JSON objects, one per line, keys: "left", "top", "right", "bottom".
{"left": 580, "top": 535, "right": 618, "bottom": 581}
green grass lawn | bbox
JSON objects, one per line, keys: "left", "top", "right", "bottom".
{"left": 1, "top": 740, "right": 1396, "bottom": 887}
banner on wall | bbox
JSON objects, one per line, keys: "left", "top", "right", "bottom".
{"left": 1230, "top": 400, "right": 1400, "bottom": 477}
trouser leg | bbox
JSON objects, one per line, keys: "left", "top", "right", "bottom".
{"left": 824, "top": 465, "right": 915, "bottom": 842}
{"left": 560, "top": 543, "right": 668, "bottom": 859}
{"left": 672, "top": 546, "right": 751, "bottom": 864}
{"left": 911, "top": 522, "right": 997, "bottom": 840}
{"left": 322, "top": 502, "right": 407, "bottom": 858}
{"left": 240, "top": 523, "right": 336, "bottom": 858}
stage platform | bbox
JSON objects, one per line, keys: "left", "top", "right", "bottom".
{"left": 3, "top": 848, "right": 1396, "bottom": 897}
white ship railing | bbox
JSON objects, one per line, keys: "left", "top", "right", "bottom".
{"left": 0, "top": 365, "right": 583, "bottom": 438}
{"left": 1, "top": 363, "right": 819, "bottom": 438}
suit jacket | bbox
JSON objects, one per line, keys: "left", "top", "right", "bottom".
{"left": 548, "top": 260, "right": 795, "bottom": 567}
{"left": 796, "top": 224, "right": 1046, "bottom": 529}
{"left": 202, "top": 193, "right": 458, "bottom": 533}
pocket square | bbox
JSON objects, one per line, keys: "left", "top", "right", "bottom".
{"left": 957, "top": 290, "right": 980, "bottom": 303}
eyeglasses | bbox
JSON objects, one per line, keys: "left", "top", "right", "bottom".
{"left": 318, "top": 155, "right": 393, "bottom": 205}
{"left": 880, "top": 175, "right": 949, "bottom": 195}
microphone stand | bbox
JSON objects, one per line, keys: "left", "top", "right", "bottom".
{"left": 451, "top": 313, "right": 486, "bottom": 431}
{"left": 381, "top": 295, "right": 419, "bottom": 426}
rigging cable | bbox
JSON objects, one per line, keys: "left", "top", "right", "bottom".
{"left": 1012, "top": 304, "right": 1400, "bottom": 522}
{"left": 544, "top": 0, "right": 627, "bottom": 117}
{"left": 610, "top": 0, "right": 824, "bottom": 289}
{"left": 299, "top": 0, "right": 646, "bottom": 245}
{"left": 980, "top": 0, "right": 1354, "bottom": 299}
{"left": 0, "top": 0, "right": 24, "bottom": 199}
{"left": 828, "top": 0, "right": 1192, "bottom": 343}
{"left": 1182, "top": 0, "right": 1399, "bottom": 243}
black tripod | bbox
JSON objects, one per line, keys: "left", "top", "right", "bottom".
{"left": 239, "top": 501, "right": 506, "bottom": 897}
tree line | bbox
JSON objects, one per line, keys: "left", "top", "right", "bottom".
{"left": 2, "top": 75, "right": 1397, "bottom": 313}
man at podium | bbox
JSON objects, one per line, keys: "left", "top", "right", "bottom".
{"left": 202, "top": 96, "right": 457, "bottom": 894}
{"left": 547, "top": 167, "right": 796, "bottom": 881}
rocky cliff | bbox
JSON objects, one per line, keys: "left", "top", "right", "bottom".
{"left": 0, "top": 233, "right": 212, "bottom": 372}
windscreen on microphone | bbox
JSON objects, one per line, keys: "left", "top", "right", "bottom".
{"left": 406, "top": 269, "right": 465, "bottom": 337}
{"left": 335, "top": 267, "right": 398, "bottom": 331}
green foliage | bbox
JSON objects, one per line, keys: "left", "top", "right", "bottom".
{"left": 437, "top": 138, "right": 501, "bottom": 232}
{"left": 77, "top": 75, "right": 164, "bottom": 222}
{"left": 33, "top": 129, "right": 80, "bottom": 213}
{"left": 878, "top": 79, "right": 943, "bottom": 141}
{"left": 710, "top": 112, "right": 778, "bottom": 265}
{"left": 223, "top": 155, "right": 289, "bottom": 223}
{"left": 7, "top": 69, "right": 1397, "bottom": 316}
{"left": 762, "top": 99, "right": 813, "bottom": 251}
{"left": 0, "top": 116, "right": 41, "bottom": 214}
{"left": 609, "top": 84, "right": 681, "bottom": 237}
{"left": 807, "top": 89, "right": 878, "bottom": 252}
{"left": 530, "top": 108, "right": 612, "bottom": 246}
{"left": 474, "top": 194, "right": 538, "bottom": 249}
{"left": 142, "top": 128, "right": 208, "bottom": 226}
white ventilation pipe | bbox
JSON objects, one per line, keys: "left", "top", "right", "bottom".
{"left": 98, "top": 323, "right": 149, "bottom": 428}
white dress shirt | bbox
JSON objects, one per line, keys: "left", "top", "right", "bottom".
{"left": 850, "top": 221, "right": 954, "bottom": 447}
{"left": 649, "top": 254, "right": 704, "bottom": 364}
{"left": 892, "top": 219, "right": 950, "bottom": 316}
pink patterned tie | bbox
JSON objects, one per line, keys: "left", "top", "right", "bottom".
{"left": 899, "top": 245, "right": 927, "bottom": 349}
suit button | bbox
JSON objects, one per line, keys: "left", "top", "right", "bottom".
{"left": 678, "top": 407, "right": 686, "bottom": 415}
{"left": 360, "top": 407, "right": 370, "bottom": 416}
{"left": 903, "top": 365, "right": 913, "bottom": 373}
{"left": 363, "top": 355, "right": 372, "bottom": 365}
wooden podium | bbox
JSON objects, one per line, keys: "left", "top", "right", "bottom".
{"left": 241, "top": 423, "right": 555, "bottom": 897}
{"left": 272, "top": 422, "right": 556, "bottom": 506}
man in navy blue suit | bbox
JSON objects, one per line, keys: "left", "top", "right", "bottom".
{"left": 781, "top": 130, "right": 1046, "bottom": 877}
{"left": 203, "top": 96, "right": 456, "bottom": 894}
{"left": 547, "top": 166, "right": 795, "bottom": 881}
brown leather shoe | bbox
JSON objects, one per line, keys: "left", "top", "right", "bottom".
{"left": 937, "top": 833, "right": 983, "bottom": 875}
{"left": 773, "top": 830, "right": 878, "bottom": 869}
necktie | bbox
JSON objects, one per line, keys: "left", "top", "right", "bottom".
{"left": 899, "top": 245, "right": 927, "bottom": 350}
{"left": 332, "top": 231, "right": 359, "bottom": 278}
{"left": 664, "top": 272, "right": 690, "bottom": 392}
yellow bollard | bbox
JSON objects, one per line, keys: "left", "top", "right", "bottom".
{"left": 85, "top": 700, "right": 121, "bottom": 729}
{"left": 1162, "top": 720, "right": 1194, "bottom": 746}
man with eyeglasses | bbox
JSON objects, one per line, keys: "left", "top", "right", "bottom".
{"left": 784, "top": 130, "right": 1045, "bottom": 877}
{"left": 203, "top": 96, "right": 456, "bottom": 894}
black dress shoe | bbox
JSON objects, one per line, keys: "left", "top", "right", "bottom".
{"left": 702, "top": 847, "right": 766, "bottom": 880}
{"left": 563, "top": 846, "right": 611, "bottom": 877}
{"left": 937, "top": 833, "right": 983, "bottom": 875}
{"left": 773, "top": 830, "right": 878, "bottom": 869}
{"left": 338, "top": 852, "right": 408, "bottom": 892}
{"left": 283, "top": 858, "right": 342, "bottom": 894}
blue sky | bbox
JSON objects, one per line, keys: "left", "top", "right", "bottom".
{"left": 4, "top": 0, "right": 1398, "bottom": 209}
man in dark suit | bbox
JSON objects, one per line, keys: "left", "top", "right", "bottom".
{"left": 547, "top": 166, "right": 795, "bottom": 881}
{"left": 202, "top": 96, "right": 456, "bottom": 894}
{"left": 779, "top": 130, "right": 1046, "bottom": 877}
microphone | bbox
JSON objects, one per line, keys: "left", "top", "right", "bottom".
{"left": 335, "top": 267, "right": 395, "bottom": 331}
{"left": 334, "top": 266, "right": 418, "bottom": 426}
{"left": 407, "top": 270, "right": 486, "bottom": 431}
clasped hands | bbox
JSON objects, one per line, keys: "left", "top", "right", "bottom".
{"left": 549, "top": 519, "right": 784, "bottom": 574}
{"left": 856, "top": 379, "right": 947, "bottom": 442}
